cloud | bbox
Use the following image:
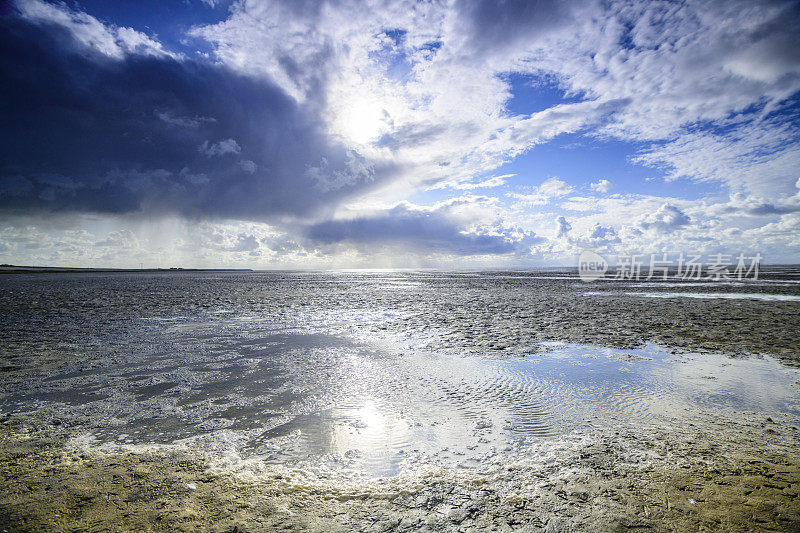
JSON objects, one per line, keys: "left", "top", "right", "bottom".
{"left": 552, "top": 215, "right": 619, "bottom": 249}
{"left": 2, "top": 0, "right": 800, "bottom": 266}
{"left": 0, "top": 3, "right": 400, "bottom": 222}
{"left": 451, "top": 0, "right": 800, "bottom": 198}
{"left": 156, "top": 111, "right": 216, "bottom": 129}
{"left": 584, "top": 223, "right": 620, "bottom": 245}
{"left": 590, "top": 179, "right": 612, "bottom": 193}
{"left": 554, "top": 215, "right": 572, "bottom": 239}
{"left": 451, "top": 174, "right": 514, "bottom": 190}
{"left": 198, "top": 138, "right": 241, "bottom": 157}
{"left": 9, "top": 0, "right": 799, "bottom": 212}
{"left": 230, "top": 234, "right": 259, "bottom": 252}
{"left": 305, "top": 198, "right": 541, "bottom": 256}
{"left": 450, "top": 0, "right": 582, "bottom": 61}
{"left": 186, "top": 0, "right": 603, "bottom": 195}
{"left": 637, "top": 203, "right": 691, "bottom": 234}
{"left": 239, "top": 160, "right": 257, "bottom": 174}
{"left": 95, "top": 229, "right": 139, "bottom": 249}
{"left": 510, "top": 177, "right": 574, "bottom": 206}
{"left": 16, "top": 0, "right": 177, "bottom": 60}
{"left": 722, "top": 185, "right": 800, "bottom": 217}
{"left": 742, "top": 203, "right": 800, "bottom": 216}
{"left": 632, "top": 115, "right": 800, "bottom": 198}
{"left": 179, "top": 224, "right": 266, "bottom": 254}
{"left": 539, "top": 177, "right": 574, "bottom": 197}
{"left": 0, "top": 175, "right": 33, "bottom": 196}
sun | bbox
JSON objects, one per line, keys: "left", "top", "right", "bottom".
{"left": 330, "top": 94, "right": 389, "bottom": 146}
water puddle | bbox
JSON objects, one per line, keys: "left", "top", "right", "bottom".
{"left": 2, "top": 330, "right": 799, "bottom": 477}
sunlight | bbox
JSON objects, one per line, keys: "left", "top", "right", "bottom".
{"left": 356, "top": 399, "right": 384, "bottom": 430}
{"left": 332, "top": 97, "right": 387, "bottom": 145}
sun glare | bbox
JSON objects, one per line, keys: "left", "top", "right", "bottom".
{"left": 330, "top": 95, "right": 388, "bottom": 146}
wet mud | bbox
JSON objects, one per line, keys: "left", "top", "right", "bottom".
{"left": 1, "top": 270, "right": 799, "bottom": 531}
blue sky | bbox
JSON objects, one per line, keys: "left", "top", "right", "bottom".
{"left": 1, "top": 0, "right": 799, "bottom": 268}
{"left": 64, "top": 0, "right": 228, "bottom": 53}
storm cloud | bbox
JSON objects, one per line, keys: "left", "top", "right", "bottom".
{"left": 306, "top": 200, "right": 540, "bottom": 256}
{"left": 0, "top": 12, "right": 393, "bottom": 221}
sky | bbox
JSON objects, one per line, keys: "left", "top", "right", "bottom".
{"left": 1, "top": 0, "right": 799, "bottom": 268}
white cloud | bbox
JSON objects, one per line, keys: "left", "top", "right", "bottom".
{"left": 156, "top": 111, "right": 216, "bottom": 129}
{"left": 637, "top": 203, "right": 691, "bottom": 234}
{"left": 590, "top": 179, "right": 612, "bottom": 193}
{"left": 554, "top": 215, "right": 572, "bottom": 239}
{"left": 188, "top": 0, "right": 799, "bottom": 211}
{"left": 5, "top": 0, "right": 800, "bottom": 266}
{"left": 95, "top": 229, "right": 139, "bottom": 249}
{"left": 632, "top": 115, "right": 800, "bottom": 198}
{"left": 509, "top": 177, "right": 574, "bottom": 206}
{"left": 550, "top": 215, "right": 620, "bottom": 253}
{"left": 451, "top": 174, "right": 514, "bottom": 190}
{"left": 198, "top": 138, "right": 241, "bottom": 157}
{"left": 17, "top": 0, "right": 178, "bottom": 60}
{"left": 587, "top": 223, "right": 619, "bottom": 242}
{"left": 239, "top": 160, "right": 257, "bottom": 174}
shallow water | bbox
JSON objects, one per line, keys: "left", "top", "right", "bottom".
{"left": 586, "top": 291, "right": 800, "bottom": 301}
{"left": 2, "top": 310, "right": 799, "bottom": 476}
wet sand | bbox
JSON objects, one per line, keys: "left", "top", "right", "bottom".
{"left": 2, "top": 412, "right": 799, "bottom": 532}
{"left": 1, "top": 270, "right": 800, "bottom": 531}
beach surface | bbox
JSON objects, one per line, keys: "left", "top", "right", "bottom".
{"left": 1, "top": 269, "right": 799, "bottom": 531}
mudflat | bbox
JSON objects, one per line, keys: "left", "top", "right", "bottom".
{"left": 1, "top": 269, "right": 799, "bottom": 531}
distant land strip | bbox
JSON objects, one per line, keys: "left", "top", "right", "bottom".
{"left": 0, "top": 265, "right": 253, "bottom": 274}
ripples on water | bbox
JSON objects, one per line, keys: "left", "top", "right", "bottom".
{"left": 1, "top": 267, "right": 799, "bottom": 476}
{"left": 3, "top": 320, "right": 799, "bottom": 476}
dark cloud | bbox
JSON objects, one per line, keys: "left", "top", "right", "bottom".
{"left": 229, "top": 234, "right": 259, "bottom": 252}
{"left": 376, "top": 122, "right": 448, "bottom": 151}
{"left": 305, "top": 202, "right": 538, "bottom": 256}
{"left": 453, "top": 0, "right": 583, "bottom": 56}
{"left": 0, "top": 13, "right": 394, "bottom": 221}
{"left": 261, "top": 234, "right": 303, "bottom": 255}
{"left": 735, "top": 202, "right": 800, "bottom": 216}
{"left": 752, "top": 205, "right": 800, "bottom": 215}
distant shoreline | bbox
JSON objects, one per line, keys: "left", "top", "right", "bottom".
{"left": 2, "top": 264, "right": 799, "bottom": 275}
{"left": 0, "top": 265, "right": 253, "bottom": 274}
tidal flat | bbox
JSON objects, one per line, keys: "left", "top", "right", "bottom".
{"left": 1, "top": 269, "right": 799, "bottom": 531}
